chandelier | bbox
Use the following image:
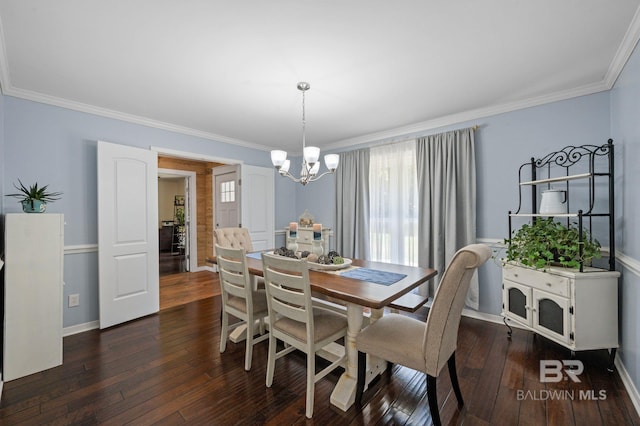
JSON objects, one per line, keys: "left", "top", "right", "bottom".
{"left": 270, "top": 82, "right": 339, "bottom": 185}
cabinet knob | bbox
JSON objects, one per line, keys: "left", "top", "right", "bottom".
{"left": 545, "top": 282, "right": 552, "bottom": 287}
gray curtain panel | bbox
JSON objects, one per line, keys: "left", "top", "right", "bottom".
{"left": 416, "top": 127, "right": 478, "bottom": 309}
{"left": 334, "top": 149, "right": 370, "bottom": 259}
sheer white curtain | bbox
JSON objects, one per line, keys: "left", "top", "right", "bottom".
{"left": 369, "top": 141, "right": 419, "bottom": 265}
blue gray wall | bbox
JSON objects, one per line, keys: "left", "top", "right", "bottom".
{"left": 0, "top": 42, "right": 638, "bottom": 393}
{"left": 611, "top": 40, "right": 640, "bottom": 397}
{"left": 1, "top": 96, "right": 279, "bottom": 327}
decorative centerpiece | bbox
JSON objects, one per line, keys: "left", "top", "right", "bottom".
{"left": 6, "top": 179, "right": 63, "bottom": 213}
{"left": 298, "top": 209, "right": 314, "bottom": 227}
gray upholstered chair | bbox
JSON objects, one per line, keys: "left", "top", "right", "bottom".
{"left": 261, "top": 253, "right": 348, "bottom": 419}
{"left": 216, "top": 244, "right": 268, "bottom": 371}
{"left": 355, "top": 244, "right": 491, "bottom": 426}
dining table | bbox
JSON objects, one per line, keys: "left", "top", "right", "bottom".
{"left": 207, "top": 251, "right": 437, "bottom": 411}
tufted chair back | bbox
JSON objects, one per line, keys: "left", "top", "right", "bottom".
{"left": 214, "top": 227, "right": 254, "bottom": 252}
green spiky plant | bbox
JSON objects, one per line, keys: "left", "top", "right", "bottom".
{"left": 6, "top": 179, "right": 63, "bottom": 210}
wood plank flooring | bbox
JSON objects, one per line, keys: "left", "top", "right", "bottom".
{"left": 159, "top": 271, "right": 220, "bottom": 311}
{"left": 1, "top": 275, "right": 638, "bottom": 425}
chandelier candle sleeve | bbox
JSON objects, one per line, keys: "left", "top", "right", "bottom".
{"left": 313, "top": 223, "right": 322, "bottom": 240}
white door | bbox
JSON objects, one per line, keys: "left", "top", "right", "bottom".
{"left": 98, "top": 141, "right": 159, "bottom": 329}
{"left": 213, "top": 165, "right": 240, "bottom": 228}
{"left": 241, "top": 164, "right": 275, "bottom": 251}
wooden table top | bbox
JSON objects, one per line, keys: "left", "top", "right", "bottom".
{"left": 207, "top": 253, "right": 437, "bottom": 310}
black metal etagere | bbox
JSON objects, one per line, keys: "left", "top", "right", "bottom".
{"left": 508, "top": 139, "right": 615, "bottom": 272}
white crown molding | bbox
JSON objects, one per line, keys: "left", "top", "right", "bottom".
{"left": 605, "top": 5, "right": 640, "bottom": 88}
{"left": 324, "top": 80, "right": 610, "bottom": 151}
{"left": 0, "top": 84, "right": 272, "bottom": 152}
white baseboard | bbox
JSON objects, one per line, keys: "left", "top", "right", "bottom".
{"left": 615, "top": 354, "right": 640, "bottom": 417}
{"left": 63, "top": 320, "right": 100, "bottom": 337}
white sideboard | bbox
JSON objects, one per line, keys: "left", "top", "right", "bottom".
{"left": 286, "top": 227, "right": 331, "bottom": 253}
{"left": 3, "top": 213, "right": 64, "bottom": 381}
{"left": 502, "top": 262, "right": 619, "bottom": 367}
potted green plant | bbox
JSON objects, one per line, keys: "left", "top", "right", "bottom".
{"left": 504, "top": 217, "right": 601, "bottom": 270}
{"left": 6, "top": 179, "right": 63, "bottom": 213}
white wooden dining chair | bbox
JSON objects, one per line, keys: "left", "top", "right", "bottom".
{"left": 214, "top": 227, "right": 265, "bottom": 289}
{"left": 216, "top": 244, "right": 269, "bottom": 371}
{"left": 355, "top": 244, "right": 492, "bottom": 426}
{"left": 261, "top": 253, "right": 348, "bottom": 419}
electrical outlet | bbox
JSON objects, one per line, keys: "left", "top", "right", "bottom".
{"left": 68, "top": 294, "right": 80, "bottom": 307}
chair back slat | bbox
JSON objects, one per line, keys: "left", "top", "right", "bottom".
{"left": 262, "top": 254, "right": 314, "bottom": 328}
{"left": 422, "top": 244, "right": 491, "bottom": 375}
{"left": 216, "top": 244, "right": 252, "bottom": 301}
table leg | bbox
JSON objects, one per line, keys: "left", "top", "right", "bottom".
{"left": 330, "top": 302, "right": 363, "bottom": 410}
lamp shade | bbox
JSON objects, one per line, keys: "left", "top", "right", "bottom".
{"left": 324, "top": 154, "right": 339, "bottom": 171}
{"left": 280, "top": 159, "right": 290, "bottom": 174}
{"left": 303, "top": 146, "right": 320, "bottom": 165}
{"left": 309, "top": 162, "right": 320, "bottom": 176}
{"left": 271, "top": 150, "right": 287, "bottom": 167}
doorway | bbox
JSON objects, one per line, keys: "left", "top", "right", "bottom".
{"left": 158, "top": 173, "right": 191, "bottom": 275}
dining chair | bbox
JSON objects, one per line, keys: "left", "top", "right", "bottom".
{"left": 213, "top": 227, "right": 255, "bottom": 252}
{"left": 355, "top": 243, "right": 491, "bottom": 426}
{"left": 214, "top": 227, "right": 265, "bottom": 289}
{"left": 216, "top": 244, "right": 269, "bottom": 371}
{"left": 261, "top": 253, "right": 348, "bottom": 419}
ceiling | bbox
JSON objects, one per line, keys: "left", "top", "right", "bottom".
{"left": 1, "top": 1, "right": 639, "bottom": 155}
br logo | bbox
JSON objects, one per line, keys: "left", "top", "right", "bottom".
{"left": 540, "top": 360, "right": 584, "bottom": 383}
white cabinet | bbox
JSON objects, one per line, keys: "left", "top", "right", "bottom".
{"left": 286, "top": 227, "right": 331, "bottom": 253}
{"left": 502, "top": 263, "right": 619, "bottom": 363}
{"left": 3, "top": 213, "right": 64, "bottom": 381}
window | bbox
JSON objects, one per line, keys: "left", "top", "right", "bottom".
{"left": 369, "top": 141, "right": 418, "bottom": 266}
{"left": 220, "top": 181, "right": 235, "bottom": 203}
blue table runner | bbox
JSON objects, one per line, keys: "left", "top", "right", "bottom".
{"left": 340, "top": 268, "right": 406, "bottom": 286}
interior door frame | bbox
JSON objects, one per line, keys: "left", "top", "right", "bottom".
{"left": 151, "top": 146, "right": 243, "bottom": 269}
{"left": 158, "top": 168, "right": 198, "bottom": 272}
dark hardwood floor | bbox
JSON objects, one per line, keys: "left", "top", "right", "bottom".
{"left": 1, "top": 278, "right": 638, "bottom": 425}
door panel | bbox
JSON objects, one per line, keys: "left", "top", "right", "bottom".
{"left": 241, "top": 164, "right": 274, "bottom": 251}
{"left": 213, "top": 165, "right": 240, "bottom": 228}
{"left": 98, "top": 141, "right": 159, "bottom": 329}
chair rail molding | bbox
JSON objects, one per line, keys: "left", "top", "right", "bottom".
{"left": 64, "top": 244, "right": 99, "bottom": 255}
{"left": 616, "top": 250, "right": 640, "bottom": 277}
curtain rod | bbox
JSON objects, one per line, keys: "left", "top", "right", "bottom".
{"left": 356, "top": 124, "right": 480, "bottom": 151}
